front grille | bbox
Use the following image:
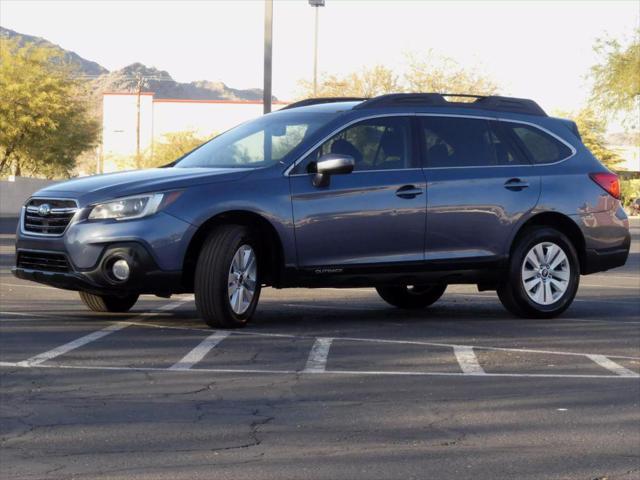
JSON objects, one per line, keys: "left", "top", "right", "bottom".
{"left": 23, "top": 198, "right": 78, "bottom": 235}
{"left": 17, "top": 251, "right": 70, "bottom": 273}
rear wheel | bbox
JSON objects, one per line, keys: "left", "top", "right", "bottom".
{"left": 498, "top": 227, "right": 580, "bottom": 318}
{"left": 376, "top": 284, "right": 447, "bottom": 309}
{"left": 79, "top": 291, "right": 139, "bottom": 313}
{"left": 194, "top": 225, "right": 261, "bottom": 328}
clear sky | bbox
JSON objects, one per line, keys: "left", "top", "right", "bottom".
{"left": 1, "top": 0, "right": 638, "bottom": 114}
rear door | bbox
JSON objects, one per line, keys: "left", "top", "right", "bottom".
{"left": 290, "top": 115, "right": 427, "bottom": 268}
{"left": 420, "top": 115, "right": 540, "bottom": 262}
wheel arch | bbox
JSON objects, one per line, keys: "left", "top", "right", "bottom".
{"left": 182, "top": 210, "right": 285, "bottom": 290}
{"left": 509, "top": 212, "right": 586, "bottom": 272}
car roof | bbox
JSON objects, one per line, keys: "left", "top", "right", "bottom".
{"left": 277, "top": 101, "right": 363, "bottom": 113}
{"left": 282, "top": 93, "right": 548, "bottom": 118}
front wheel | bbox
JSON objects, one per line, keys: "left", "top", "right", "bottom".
{"left": 79, "top": 291, "right": 139, "bottom": 313}
{"left": 497, "top": 227, "right": 580, "bottom": 318}
{"left": 194, "top": 225, "right": 261, "bottom": 328}
{"left": 376, "top": 284, "right": 447, "bottom": 309}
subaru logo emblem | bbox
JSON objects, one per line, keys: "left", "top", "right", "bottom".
{"left": 38, "top": 204, "right": 51, "bottom": 216}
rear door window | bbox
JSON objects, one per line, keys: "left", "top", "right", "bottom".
{"left": 421, "top": 116, "right": 495, "bottom": 168}
{"left": 488, "top": 121, "right": 530, "bottom": 166}
{"left": 503, "top": 123, "right": 573, "bottom": 164}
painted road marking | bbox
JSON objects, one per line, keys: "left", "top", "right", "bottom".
{"left": 586, "top": 354, "right": 640, "bottom": 377}
{"left": 454, "top": 346, "right": 485, "bottom": 374}
{"left": 17, "top": 322, "right": 132, "bottom": 367}
{"left": 169, "top": 331, "right": 230, "bottom": 370}
{"left": 580, "top": 283, "right": 640, "bottom": 290}
{"left": 1, "top": 360, "right": 638, "bottom": 380}
{"left": 0, "top": 282, "right": 58, "bottom": 290}
{"left": 304, "top": 337, "right": 333, "bottom": 373}
{"left": 102, "top": 320, "right": 640, "bottom": 361}
{"left": 14, "top": 298, "right": 192, "bottom": 367}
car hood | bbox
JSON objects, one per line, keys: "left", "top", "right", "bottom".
{"left": 34, "top": 167, "right": 253, "bottom": 205}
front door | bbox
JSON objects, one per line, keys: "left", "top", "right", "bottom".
{"left": 290, "top": 116, "right": 427, "bottom": 268}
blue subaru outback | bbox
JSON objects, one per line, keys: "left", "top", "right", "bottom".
{"left": 13, "top": 93, "right": 631, "bottom": 327}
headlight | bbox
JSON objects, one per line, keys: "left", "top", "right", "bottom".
{"left": 88, "top": 193, "right": 176, "bottom": 221}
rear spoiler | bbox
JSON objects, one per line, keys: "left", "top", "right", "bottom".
{"left": 556, "top": 118, "right": 582, "bottom": 140}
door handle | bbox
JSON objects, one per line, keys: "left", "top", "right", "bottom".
{"left": 395, "top": 185, "right": 423, "bottom": 199}
{"left": 504, "top": 178, "right": 530, "bottom": 191}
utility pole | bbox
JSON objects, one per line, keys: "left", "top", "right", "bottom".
{"left": 135, "top": 74, "right": 144, "bottom": 168}
{"left": 263, "top": 0, "right": 273, "bottom": 114}
{"left": 309, "top": 0, "right": 325, "bottom": 96}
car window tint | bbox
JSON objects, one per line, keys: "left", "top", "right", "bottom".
{"left": 309, "top": 117, "right": 412, "bottom": 171}
{"left": 488, "top": 122, "right": 530, "bottom": 166}
{"left": 506, "top": 123, "right": 572, "bottom": 164}
{"left": 421, "top": 116, "right": 495, "bottom": 167}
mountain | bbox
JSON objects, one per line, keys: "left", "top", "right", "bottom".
{"left": 1, "top": 27, "right": 270, "bottom": 101}
{"left": 92, "top": 63, "right": 267, "bottom": 101}
{"left": 1, "top": 26, "right": 108, "bottom": 76}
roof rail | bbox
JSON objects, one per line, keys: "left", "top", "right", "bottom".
{"left": 354, "top": 93, "right": 547, "bottom": 116}
{"left": 280, "top": 97, "right": 367, "bottom": 110}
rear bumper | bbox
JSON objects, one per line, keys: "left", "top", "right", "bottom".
{"left": 583, "top": 244, "right": 630, "bottom": 275}
{"left": 574, "top": 205, "right": 631, "bottom": 275}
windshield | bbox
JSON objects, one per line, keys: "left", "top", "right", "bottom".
{"left": 175, "top": 111, "right": 339, "bottom": 169}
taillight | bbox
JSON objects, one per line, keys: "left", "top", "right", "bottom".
{"left": 589, "top": 172, "right": 620, "bottom": 199}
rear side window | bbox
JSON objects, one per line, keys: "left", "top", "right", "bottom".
{"left": 488, "top": 122, "right": 530, "bottom": 166}
{"left": 422, "top": 116, "right": 509, "bottom": 167}
{"left": 505, "top": 123, "right": 573, "bottom": 164}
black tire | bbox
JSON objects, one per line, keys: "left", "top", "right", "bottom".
{"left": 194, "top": 225, "right": 261, "bottom": 328}
{"left": 497, "top": 227, "right": 580, "bottom": 319}
{"left": 79, "top": 291, "right": 139, "bottom": 313}
{"left": 376, "top": 284, "right": 447, "bottom": 309}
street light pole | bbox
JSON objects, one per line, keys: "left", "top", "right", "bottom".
{"left": 263, "top": 0, "right": 273, "bottom": 114}
{"left": 309, "top": 0, "right": 325, "bottom": 97}
{"left": 135, "top": 74, "right": 144, "bottom": 169}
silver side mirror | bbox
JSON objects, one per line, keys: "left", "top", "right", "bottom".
{"left": 312, "top": 154, "right": 355, "bottom": 187}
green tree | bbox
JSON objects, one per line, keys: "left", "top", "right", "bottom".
{"left": 590, "top": 30, "right": 640, "bottom": 121}
{"left": 0, "top": 39, "right": 99, "bottom": 178}
{"left": 142, "top": 130, "right": 211, "bottom": 169}
{"left": 404, "top": 51, "right": 499, "bottom": 95}
{"left": 299, "top": 65, "right": 402, "bottom": 98}
{"left": 298, "top": 52, "right": 499, "bottom": 98}
{"left": 557, "top": 108, "right": 622, "bottom": 169}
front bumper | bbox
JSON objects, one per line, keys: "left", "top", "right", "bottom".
{"left": 12, "top": 242, "right": 184, "bottom": 295}
{"left": 14, "top": 210, "right": 197, "bottom": 295}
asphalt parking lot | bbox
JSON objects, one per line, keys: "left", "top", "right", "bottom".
{"left": 1, "top": 218, "right": 639, "bottom": 480}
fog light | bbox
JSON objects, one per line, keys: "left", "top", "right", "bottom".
{"left": 112, "top": 259, "right": 130, "bottom": 281}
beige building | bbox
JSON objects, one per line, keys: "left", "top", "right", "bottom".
{"left": 101, "top": 93, "right": 288, "bottom": 172}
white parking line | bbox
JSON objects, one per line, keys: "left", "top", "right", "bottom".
{"left": 304, "top": 337, "right": 333, "bottom": 373}
{"left": 14, "top": 297, "right": 192, "bottom": 367}
{"left": 586, "top": 354, "right": 639, "bottom": 377}
{"left": 105, "top": 320, "right": 640, "bottom": 361}
{"left": 169, "top": 331, "right": 230, "bottom": 370}
{"left": 17, "top": 322, "right": 131, "bottom": 367}
{"left": 282, "top": 303, "right": 378, "bottom": 311}
{"left": 1, "top": 360, "right": 638, "bottom": 380}
{"left": 580, "top": 283, "right": 640, "bottom": 290}
{"left": 0, "top": 282, "right": 58, "bottom": 291}
{"left": 443, "top": 292, "right": 640, "bottom": 307}
{"left": 454, "top": 346, "right": 485, "bottom": 374}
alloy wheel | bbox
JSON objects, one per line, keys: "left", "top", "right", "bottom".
{"left": 521, "top": 241, "right": 570, "bottom": 306}
{"left": 227, "top": 244, "right": 257, "bottom": 314}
